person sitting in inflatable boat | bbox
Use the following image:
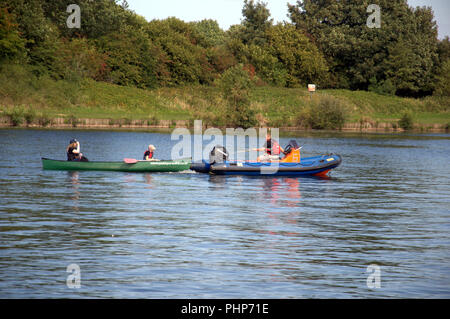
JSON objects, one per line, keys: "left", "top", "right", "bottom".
{"left": 253, "top": 132, "right": 285, "bottom": 162}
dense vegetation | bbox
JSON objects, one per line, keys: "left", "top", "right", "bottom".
{"left": 0, "top": 0, "right": 449, "bottom": 129}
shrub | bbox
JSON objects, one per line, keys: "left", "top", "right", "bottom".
{"left": 23, "top": 108, "right": 36, "bottom": 125}
{"left": 398, "top": 113, "right": 414, "bottom": 130}
{"left": 216, "top": 64, "right": 257, "bottom": 128}
{"left": 37, "top": 113, "right": 52, "bottom": 127}
{"left": 65, "top": 114, "right": 80, "bottom": 127}
{"left": 147, "top": 116, "right": 159, "bottom": 126}
{"left": 305, "top": 95, "right": 348, "bottom": 130}
{"left": 7, "top": 107, "right": 24, "bottom": 126}
{"left": 368, "top": 77, "right": 396, "bottom": 95}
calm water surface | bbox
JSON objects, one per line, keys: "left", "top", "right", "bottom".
{"left": 0, "top": 129, "right": 449, "bottom": 298}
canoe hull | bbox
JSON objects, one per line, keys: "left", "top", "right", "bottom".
{"left": 191, "top": 154, "right": 342, "bottom": 177}
{"left": 42, "top": 158, "right": 191, "bottom": 172}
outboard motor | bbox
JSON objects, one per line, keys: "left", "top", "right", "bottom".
{"left": 209, "top": 145, "right": 229, "bottom": 164}
{"left": 284, "top": 140, "right": 299, "bottom": 155}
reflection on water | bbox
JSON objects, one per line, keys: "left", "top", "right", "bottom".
{"left": 0, "top": 129, "right": 449, "bottom": 298}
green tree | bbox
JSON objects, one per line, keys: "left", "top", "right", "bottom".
{"left": 0, "top": 7, "right": 26, "bottom": 61}
{"left": 41, "top": 0, "right": 134, "bottom": 39}
{"left": 288, "top": 0, "right": 439, "bottom": 96}
{"left": 437, "top": 37, "right": 450, "bottom": 63}
{"left": 217, "top": 64, "right": 257, "bottom": 128}
{"left": 241, "top": 0, "right": 273, "bottom": 46}
{"left": 434, "top": 59, "right": 450, "bottom": 96}
{"left": 96, "top": 26, "right": 162, "bottom": 88}
{"left": 145, "top": 18, "right": 215, "bottom": 86}
{"left": 191, "top": 19, "right": 226, "bottom": 47}
{"left": 265, "top": 23, "right": 328, "bottom": 87}
{"left": 53, "top": 38, "right": 108, "bottom": 81}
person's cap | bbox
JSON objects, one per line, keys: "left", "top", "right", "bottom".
{"left": 70, "top": 138, "right": 77, "bottom": 144}
{"left": 149, "top": 144, "right": 156, "bottom": 150}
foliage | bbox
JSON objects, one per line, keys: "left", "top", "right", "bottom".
{"left": 191, "top": 19, "right": 226, "bottom": 47}
{"left": 217, "top": 64, "right": 257, "bottom": 128}
{"left": 398, "top": 112, "right": 414, "bottom": 130}
{"left": 0, "top": 7, "right": 26, "bottom": 61}
{"left": 241, "top": 0, "right": 273, "bottom": 46}
{"left": 6, "top": 106, "right": 24, "bottom": 126}
{"left": 297, "top": 95, "right": 348, "bottom": 130}
{"left": 433, "top": 59, "right": 450, "bottom": 97}
{"left": 368, "top": 77, "right": 396, "bottom": 96}
{"left": 97, "top": 28, "right": 161, "bottom": 88}
{"left": 0, "top": 0, "right": 447, "bottom": 100}
{"left": 288, "top": 0, "right": 438, "bottom": 96}
{"left": 146, "top": 18, "right": 215, "bottom": 86}
{"left": 265, "top": 23, "right": 328, "bottom": 87}
{"left": 52, "top": 38, "right": 108, "bottom": 82}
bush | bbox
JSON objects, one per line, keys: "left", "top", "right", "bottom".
{"left": 398, "top": 113, "right": 414, "bottom": 130}
{"left": 368, "top": 77, "right": 396, "bottom": 95}
{"left": 7, "top": 107, "right": 24, "bottom": 126}
{"left": 302, "top": 95, "right": 349, "bottom": 130}
{"left": 147, "top": 116, "right": 159, "bottom": 126}
{"left": 37, "top": 113, "right": 52, "bottom": 127}
{"left": 122, "top": 118, "right": 132, "bottom": 126}
{"left": 216, "top": 64, "right": 257, "bottom": 128}
{"left": 65, "top": 115, "right": 80, "bottom": 127}
{"left": 23, "top": 108, "right": 36, "bottom": 125}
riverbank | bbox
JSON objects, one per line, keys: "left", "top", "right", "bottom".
{"left": 1, "top": 76, "right": 449, "bottom": 132}
{"left": 1, "top": 115, "right": 448, "bottom": 133}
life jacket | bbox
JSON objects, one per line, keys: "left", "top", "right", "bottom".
{"left": 143, "top": 150, "right": 153, "bottom": 160}
{"left": 266, "top": 139, "right": 281, "bottom": 155}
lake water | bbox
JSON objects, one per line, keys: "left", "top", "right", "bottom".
{"left": 0, "top": 128, "right": 449, "bottom": 298}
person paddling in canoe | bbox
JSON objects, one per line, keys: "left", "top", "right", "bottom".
{"left": 253, "top": 132, "right": 284, "bottom": 162}
{"left": 143, "top": 144, "right": 157, "bottom": 161}
{"left": 67, "top": 139, "right": 88, "bottom": 162}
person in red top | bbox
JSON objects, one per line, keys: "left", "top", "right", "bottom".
{"left": 143, "top": 144, "right": 156, "bottom": 160}
{"left": 253, "top": 132, "right": 284, "bottom": 162}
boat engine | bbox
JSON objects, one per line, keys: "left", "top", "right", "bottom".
{"left": 209, "top": 145, "right": 229, "bottom": 164}
{"left": 283, "top": 140, "right": 299, "bottom": 155}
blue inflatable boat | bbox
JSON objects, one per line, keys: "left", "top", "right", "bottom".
{"left": 191, "top": 141, "right": 342, "bottom": 177}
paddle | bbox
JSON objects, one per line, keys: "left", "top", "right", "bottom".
{"left": 124, "top": 158, "right": 161, "bottom": 163}
{"left": 124, "top": 158, "right": 138, "bottom": 164}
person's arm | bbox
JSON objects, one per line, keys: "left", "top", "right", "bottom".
{"left": 253, "top": 141, "right": 268, "bottom": 152}
{"left": 72, "top": 142, "right": 80, "bottom": 154}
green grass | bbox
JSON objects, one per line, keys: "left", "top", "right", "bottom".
{"left": 0, "top": 63, "right": 449, "bottom": 129}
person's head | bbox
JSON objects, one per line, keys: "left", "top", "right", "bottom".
{"left": 148, "top": 144, "right": 156, "bottom": 152}
{"left": 266, "top": 132, "right": 271, "bottom": 140}
{"left": 69, "top": 139, "right": 78, "bottom": 147}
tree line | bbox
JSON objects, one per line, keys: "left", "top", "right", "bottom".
{"left": 1, "top": 0, "right": 449, "bottom": 97}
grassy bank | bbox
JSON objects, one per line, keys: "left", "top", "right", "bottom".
{"left": 0, "top": 64, "right": 449, "bottom": 131}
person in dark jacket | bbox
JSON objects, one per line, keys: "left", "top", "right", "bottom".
{"left": 67, "top": 139, "right": 81, "bottom": 161}
{"left": 67, "top": 139, "right": 88, "bottom": 161}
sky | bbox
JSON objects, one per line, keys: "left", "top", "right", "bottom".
{"left": 126, "top": 0, "right": 450, "bottom": 39}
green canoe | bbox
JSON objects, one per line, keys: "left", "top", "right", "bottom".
{"left": 42, "top": 158, "right": 191, "bottom": 172}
